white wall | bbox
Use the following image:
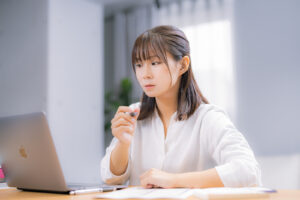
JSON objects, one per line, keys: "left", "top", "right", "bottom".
{"left": 0, "top": 0, "right": 105, "bottom": 184}
{"left": 0, "top": 0, "right": 48, "bottom": 115}
{"left": 233, "top": 0, "right": 300, "bottom": 155}
{"left": 47, "top": 0, "right": 104, "bottom": 184}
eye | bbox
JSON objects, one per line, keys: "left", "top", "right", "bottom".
{"left": 151, "top": 61, "right": 161, "bottom": 66}
{"left": 135, "top": 63, "right": 142, "bottom": 68}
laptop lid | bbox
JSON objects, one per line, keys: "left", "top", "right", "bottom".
{"left": 0, "top": 112, "right": 70, "bottom": 192}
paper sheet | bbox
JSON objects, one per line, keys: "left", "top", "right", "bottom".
{"left": 96, "top": 187, "right": 194, "bottom": 199}
{"left": 95, "top": 186, "right": 275, "bottom": 199}
{"left": 0, "top": 183, "right": 10, "bottom": 190}
{"left": 195, "top": 187, "right": 274, "bottom": 194}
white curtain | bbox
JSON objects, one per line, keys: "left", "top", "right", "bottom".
{"left": 104, "top": 6, "right": 154, "bottom": 102}
{"left": 105, "top": 0, "right": 236, "bottom": 121}
{"left": 151, "top": 0, "right": 236, "bottom": 121}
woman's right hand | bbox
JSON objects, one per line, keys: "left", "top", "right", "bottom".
{"left": 111, "top": 106, "right": 140, "bottom": 146}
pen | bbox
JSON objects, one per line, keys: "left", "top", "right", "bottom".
{"left": 69, "top": 187, "right": 116, "bottom": 195}
{"left": 129, "top": 112, "right": 138, "bottom": 117}
{"left": 121, "top": 111, "right": 138, "bottom": 142}
{"left": 124, "top": 111, "right": 138, "bottom": 117}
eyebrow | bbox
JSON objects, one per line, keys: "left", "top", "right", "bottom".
{"left": 135, "top": 55, "right": 160, "bottom": 62}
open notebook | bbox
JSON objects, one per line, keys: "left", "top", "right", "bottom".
{"left": 96, "top": 186, "right": 276, "bottom": 199}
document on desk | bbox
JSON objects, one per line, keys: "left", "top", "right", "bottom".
{"left": 95, "top": 186, "right": 276, "bottom": 199}
{"left": 192, "top": 187, "right": 276, "bottom": 199}
{"left": 96, "top": 187, "right": 194, "bottom": 199}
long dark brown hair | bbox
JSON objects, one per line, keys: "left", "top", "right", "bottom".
{"left": 132, "top": 25, "right": 208, "bottom": 121}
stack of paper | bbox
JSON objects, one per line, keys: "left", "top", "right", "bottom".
{"left": 0, "top": 183, "right": 9, "bottom": 190}
{"left": 96, "top": 186, "right": 275, "bottom": 199}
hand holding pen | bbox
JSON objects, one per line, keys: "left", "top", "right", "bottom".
{"left": 111, "top": 106, "right": 140, "bottom": 146}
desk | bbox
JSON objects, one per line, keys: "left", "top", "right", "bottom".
{"left": 0, "top": 188, "right": 300, "bottom": 200}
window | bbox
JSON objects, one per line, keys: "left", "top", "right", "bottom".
{"left": 182, "top": 20, "right": 236, "bottom": 120}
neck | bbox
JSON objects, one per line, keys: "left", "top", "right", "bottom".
{"left": 155, "top": 81, "right": 180, "bottom": 121}
{"left": 156, "top": 98, "right": 177, "bottom": 121}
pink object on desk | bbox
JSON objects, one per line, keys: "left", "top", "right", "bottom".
{"left": 0, "top": 168, "right": 4, "bottom": 179}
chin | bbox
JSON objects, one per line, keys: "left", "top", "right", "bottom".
{"left": 144, "top": 91, "right": 157, "bottom": 98}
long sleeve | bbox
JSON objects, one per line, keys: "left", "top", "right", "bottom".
{"left": 100, "top": 137, "right": 131, "bottom": 185}
{"left": 100, "top": 102, "right": 140, "bottom": 185}
{"left": 201, "top": 106, "right": 262, "bottom": 187}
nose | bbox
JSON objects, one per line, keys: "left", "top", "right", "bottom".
{"left": 142, "top": 64, "right": 153, "bottom": 79}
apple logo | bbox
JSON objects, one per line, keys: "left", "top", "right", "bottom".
{"left": 19, "top": 146, "right": 28, "bottom": 158}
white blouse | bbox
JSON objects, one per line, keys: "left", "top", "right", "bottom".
{"left": 101, "top": 102, "right": 262, "bottom": 187}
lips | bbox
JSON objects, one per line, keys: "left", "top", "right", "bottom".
{"left": 144, "top": 84, "right": 155, "bottom": 89}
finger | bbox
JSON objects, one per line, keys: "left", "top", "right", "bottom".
{"left": 146, "top": 184, "right": 154, "bottom": 189}
{"left": 140, "top": 177, "right": 150, "bottom": 188}
{"left": 123, "top": 107, "right": 140, "bottom": 121}
{"left": 140, "top": 172, "right": 157, "bottom": 189}
{"left": 114, "top": 126, "right": 134, "bottom": 136}
{"left": 116, "top": 106, "right": 133, "bottom": 114}
{"left": 139, "top": 169, "right": 151, "bottom": 180}
{"left": 111, "top": 118, "right": 133, "bottom": 129}
{"left": 141, "top": 176, "right": 157, "bottom": 189}
{"left": 132, "top": 108, "right": 140, "bottom": 119}
{"left": 140, "top": 168, "right": 157, "bottom": 180}
{"left": 112, "top": 112, "right": 135, "bottom": 125}
{"left": 112, "top": 112, "right": 133, "bottom": 124}
{"left": 113, "top": 131, "right": 133, "bottom": 145}
{"left": 112, "top": 128, "right": 133, "bottom": 143}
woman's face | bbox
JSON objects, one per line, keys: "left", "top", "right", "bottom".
{"left": 134, "top": 52, "right": 182, "bottom": 98}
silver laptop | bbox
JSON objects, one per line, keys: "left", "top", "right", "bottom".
{"left": 0, "top": 112, "right": 125, "bottom": 194}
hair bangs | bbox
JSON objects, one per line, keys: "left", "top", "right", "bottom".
{"left": 132, "top": 31, "right": 169, "bottom": 71}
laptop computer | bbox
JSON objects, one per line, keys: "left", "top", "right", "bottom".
{"left": 0, "top": 112, "right": 126, "bottom": 194}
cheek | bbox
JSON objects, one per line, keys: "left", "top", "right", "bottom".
{"left": 169, "top": 67, "right": 180, "bottom": 85}
{"left": 156, "top": 68, "right": 172, "bottom": 87}
{"left": 135, "top": 70, "right": 143, "bottom": 83}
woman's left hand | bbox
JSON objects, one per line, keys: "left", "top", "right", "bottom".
{"left": 140, "top": 168, "right": 176, "bottom": 189}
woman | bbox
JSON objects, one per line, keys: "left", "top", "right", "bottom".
{"left": 101, "top": 25, "right": 261, "bottom": 188}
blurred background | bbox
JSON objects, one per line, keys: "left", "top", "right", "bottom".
{"left": 0, "top": 0, "right": 299, "bottom": 189}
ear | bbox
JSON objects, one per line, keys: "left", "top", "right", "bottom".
{"left": 179, "top": 56, "right": 190, "bottom": 75}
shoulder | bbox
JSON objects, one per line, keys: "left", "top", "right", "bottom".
{"left": 194, "top": 103, "right": 233, "bottom": 128}
{"left": 195, "top": 103, "right": 228, "bottom": 120}
{"left": 196, "top": 104, "right": 239, "bottom": 152}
